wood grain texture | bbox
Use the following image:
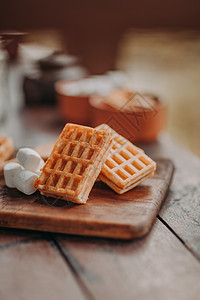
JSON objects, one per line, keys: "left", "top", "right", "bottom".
{"left": 56, "top": 218, "right": 200, "bottom": 300}
{"left": 0, "top": 228, "right": 41, "bottom": 248}
{"left": 142, "top": 134, "right": 200, "bottom": 259}
{"left": 0, "top": 159, "right": 173, "bottom": 239}
{"left": 0, "top": 239, "right": 86, "bottom": 300}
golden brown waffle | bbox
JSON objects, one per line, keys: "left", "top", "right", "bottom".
{"left": 34, "top": 123, "right": 112, "bottom": 204}
{"left": 96, "top": 124, "right": 156, "bottom": 194}
{"left": 0, "top": 136, "right": 14, "bottom": 163}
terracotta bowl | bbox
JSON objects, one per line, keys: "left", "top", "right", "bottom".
{"left": 89, "top": 94, "right": 166, "bottom": 143}
{"left": 55, "top": 80, "right": 91, "bottom": 125}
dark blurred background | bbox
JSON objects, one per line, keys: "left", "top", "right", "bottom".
{"left": 1, "top": 0, "right": 200, "bottom": 73}
{"left": 1, "top": 0, "right": 200, "bottom": 155}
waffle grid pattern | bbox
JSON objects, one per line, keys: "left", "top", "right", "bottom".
{"left": 96, "top": 124, "right": 156, "bottom": 192}
{"left": 35, "top": 124, "right": 112, "bottom": 203}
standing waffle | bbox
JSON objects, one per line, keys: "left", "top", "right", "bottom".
{"left": 0, "top": 136, "right": 14, "bottom": 163}
{"left": 96, "top": 124, "right": 156, "bottom": 194}
{"left": 34, "top": 123, "right": 112, "bottom": 204}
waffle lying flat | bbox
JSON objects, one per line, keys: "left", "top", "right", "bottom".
{"left": 0, "top": 136, "right": 14, "bottom": 163}
{"left": 34, "top": 123, "right": 112, "bottom": 204}
{"left": 96, "top": 124, "right": 156, "bottom": 194}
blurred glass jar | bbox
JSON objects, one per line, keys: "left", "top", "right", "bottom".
{"left": 0, "top": 45, "right": 8, "bottom": 122}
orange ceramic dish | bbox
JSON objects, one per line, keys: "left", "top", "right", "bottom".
{"left": 89, "top": 93, "right": 166, "bottom": 143}
{"left": 55, "top": 80, "right": 91, "bottom": 125}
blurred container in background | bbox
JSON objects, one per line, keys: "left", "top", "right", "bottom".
{"left": 0, "top": 46, "right": 8, "bottom": 122}
{"left": 55, "top": 72, "right": 128, "bottom": 125}
{"left": 55, "top": 79, "right": 91, "bottom": 125}
{"left": 90, "top": 90, "right": 166, "bottom": 143}
{"left": 23, "top": 51, "right": 88, "bottom": 106}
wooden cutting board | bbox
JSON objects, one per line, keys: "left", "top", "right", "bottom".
{"left": 0, "top": 158, "right": 174, "bottom": 239}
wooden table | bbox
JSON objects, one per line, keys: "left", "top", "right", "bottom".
{"left": 0, "top": 63, "right": 200, "bottom": 300}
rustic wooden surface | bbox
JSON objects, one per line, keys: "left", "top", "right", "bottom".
{"left": 0, "top": 63, "right": 200, "bottom": 299}
{"left": 0, "top": 239, "right": 87, "bottom": 300}
{"left": 0, "top": 159, "right": 173, "bottom": 239}
{"left": 142, "top": 136, "right": 200, "bottom": 260}
{"left": 55, "top": 219, "right": 200, "bottom": 300}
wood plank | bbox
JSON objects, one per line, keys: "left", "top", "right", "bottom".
{"left": 55, "top": 218, "right": 200, "bottom": 300}
{"left": 0, "top": 159, "right": 173, "bottom": 239}
{"left": 0, "top": 227, "right": 41, "bottom": 247}
{"left": 0, "top": 239, "right": 86, "bottom": 300}
{"left": 142, "top": 134, "right": 200, "bottom": 259}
